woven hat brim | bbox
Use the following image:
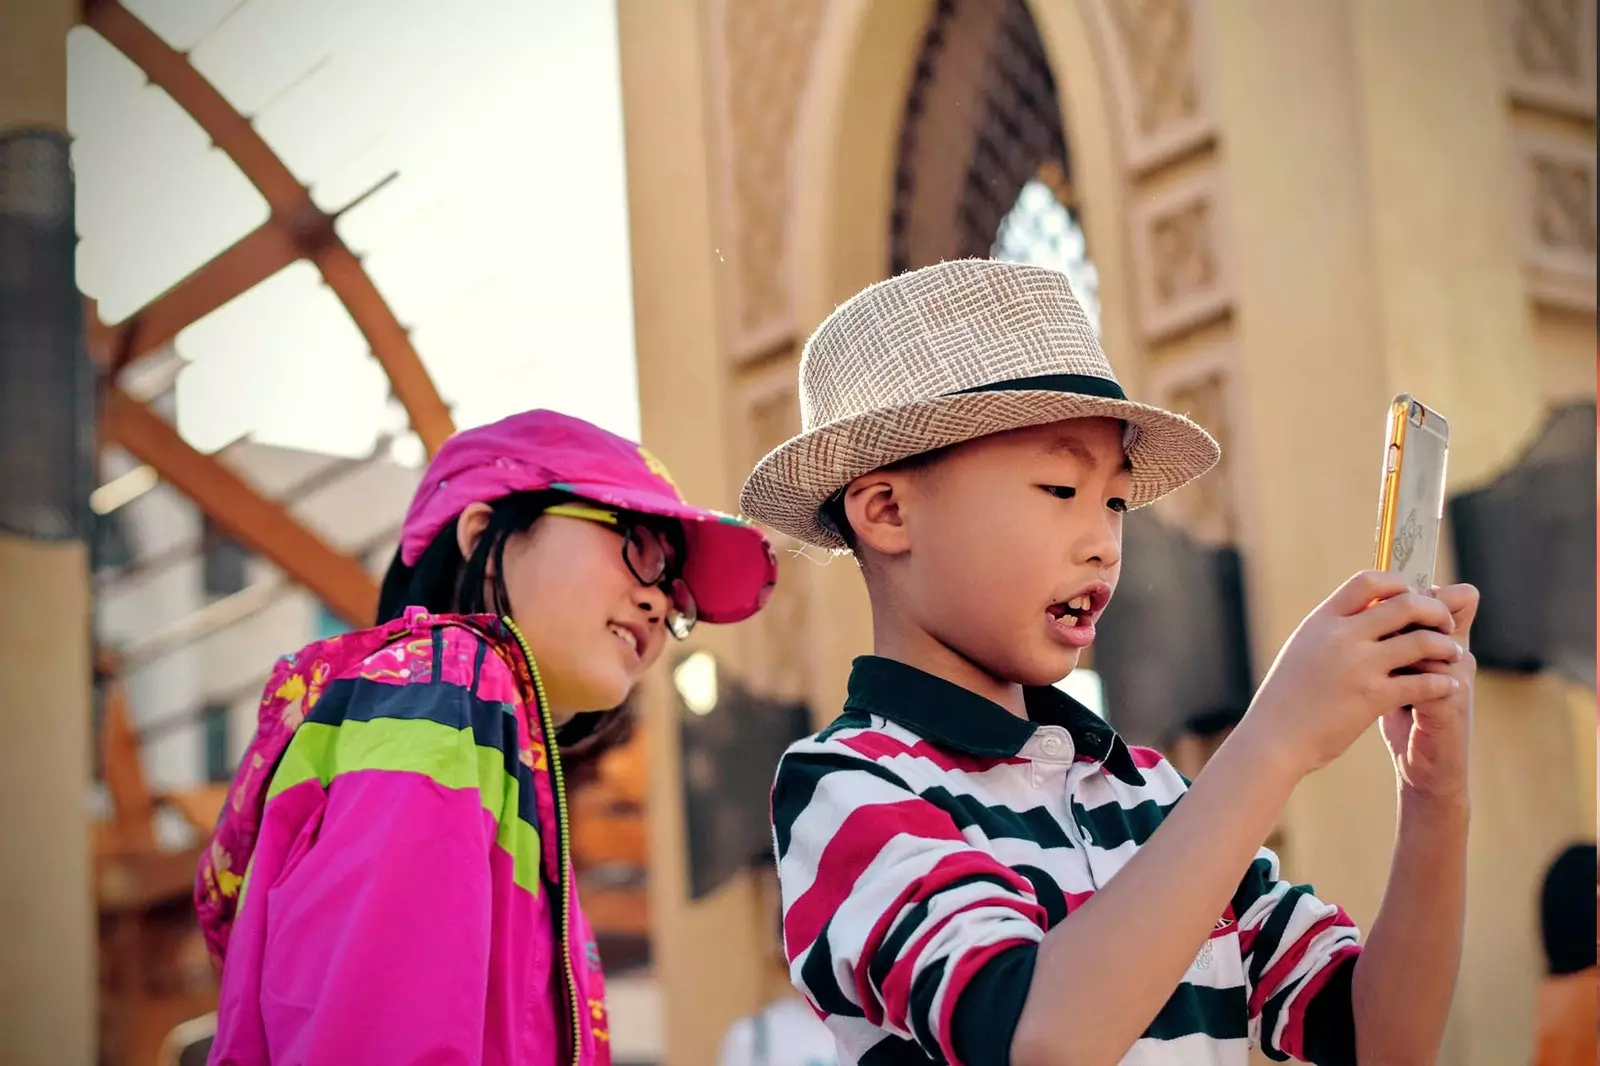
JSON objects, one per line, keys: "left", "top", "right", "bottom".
{"left": 739, "top": 390, "right": 1221, "bottom": 550}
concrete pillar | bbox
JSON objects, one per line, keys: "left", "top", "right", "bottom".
{"left": 615, "top": 3, "right": 770, "bottom": 1063}
{"left": 1212, "top": 3, "right": 1588, "bottom": 1062}
{"left": 1346, "top": 5, "right": 1587, "bottom": 1063}
{"left": 1208, "top": 0, "right": 1398, "bottom": 920}
{"left": 0, "top": 0, "right": 96, "bottom": 1063}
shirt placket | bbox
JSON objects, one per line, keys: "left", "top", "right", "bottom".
{"left": 1022, "top": 727, "right": 1100, "bottom": 890}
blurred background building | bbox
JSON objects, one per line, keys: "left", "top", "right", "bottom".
{"left": 0, "top": 1, "right": 1593, "bottom": 1064}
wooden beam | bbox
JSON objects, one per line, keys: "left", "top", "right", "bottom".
{"left": 82, "top": 0, "right": 457, "bottom": 455}
{"left": 103, "top": 221, "right": 299, "bottom": 374}
{"left": 101, "top": 389, "right": 378, "bottom": 627}
{"left": 100, "top": 682, "right": 155, "bottom": 853}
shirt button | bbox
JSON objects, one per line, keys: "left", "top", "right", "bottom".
{"left": 1041, "top": 735, "right": 1063, "bottom": 756}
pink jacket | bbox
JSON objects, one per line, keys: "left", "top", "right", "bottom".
{"left": 197, "top": 607, "right": 613, "bottom": 1065}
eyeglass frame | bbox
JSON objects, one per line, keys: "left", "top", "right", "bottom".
{"left": 542, "top": 503, "right": 697, "bottom": 640}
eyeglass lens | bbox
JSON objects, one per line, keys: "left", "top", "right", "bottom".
{"left": 623, "top": 525, "right": 697, "bottom": 638}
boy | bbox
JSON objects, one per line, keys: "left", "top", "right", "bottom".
{"left": 740, "top": 261, "right": 1476, "bottom": 1066}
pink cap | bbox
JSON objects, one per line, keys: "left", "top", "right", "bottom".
{"left": 400, "top": 410, "right": 776, "bottom": 625}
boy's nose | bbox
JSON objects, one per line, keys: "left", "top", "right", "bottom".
{"left": 1078, "top": 518, "right": 1122, "bottom": 570}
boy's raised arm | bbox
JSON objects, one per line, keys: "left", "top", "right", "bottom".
{"left": 1350, "top": 583, "right": 1477, "bottom": 1065}
{"left": 1010, "top": 572, "right": 1464, "bottom": 1066}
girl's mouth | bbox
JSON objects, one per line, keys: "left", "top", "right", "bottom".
{"left": 607, "top": 622, "right": 641, "bottom": 659}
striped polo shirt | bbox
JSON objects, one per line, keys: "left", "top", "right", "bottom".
{"left": 771, "top": 656, "right": 1360, "bottom": 1066}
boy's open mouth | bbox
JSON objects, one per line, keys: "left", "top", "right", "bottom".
{"left": 1047, "top": 597, "right": 1095, "bottom": 626}
{"left": 1045, "top": 582, "right": 1111, "bottom": 647}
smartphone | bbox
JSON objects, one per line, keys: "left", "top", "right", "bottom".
{"left": 1374, "top": 394, "right": 1450, "bottom": 592}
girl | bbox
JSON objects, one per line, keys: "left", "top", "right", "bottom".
{"left": 196, "top": 409, "right": 777, "bottom": 1065}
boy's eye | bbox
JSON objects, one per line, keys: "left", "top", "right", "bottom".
{"left": 1108, "top": 498, "right": 1129, "bottom": 514}
{"left": 1043, "top": 485, "right": 1076, "bottom": 500}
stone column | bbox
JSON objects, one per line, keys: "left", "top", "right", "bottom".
{"left": 1210, "top": 2, "right": 1589, "bottom": 1061}
{"left": 0, "top": 0, "right": 96, "bottom": 1062}
{"left": 616, "top": 3, "right": 771, "bottom": 1063}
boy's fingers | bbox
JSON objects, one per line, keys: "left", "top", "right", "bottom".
{"left": 1328, "top": 570, "right": 1411, "bottom": 616}
{"left": 1377, "top": 629, "right": 1461, "bottom": 672}
{"left": 1431, "top": 583, "right": 1481, "bottom": 635}
{"left": 1356, "top": 591, "right": 1456, "bottom": 639}
{"left": 1388, "top": 671, "right": 1459, "bottom": 708}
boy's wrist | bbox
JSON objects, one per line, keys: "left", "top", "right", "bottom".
{"left": 1211, "top": 719, "right": 1304, "bottom": 800}
{"left": 1397, "top": 782, "right": 1471, "bottom": 824}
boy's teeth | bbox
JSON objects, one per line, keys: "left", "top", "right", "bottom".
{"left": 609, "top": 624, "right": 638, "bottom": 652}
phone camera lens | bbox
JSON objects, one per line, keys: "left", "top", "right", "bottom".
{"left": 1408, "top": 402, "right": 1424, "bottom": 427}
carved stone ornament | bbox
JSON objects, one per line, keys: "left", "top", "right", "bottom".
{"left": 1143, "top": 344, "right": 1237, "bottom": 546}
{"left": 1506, "top": 0, "right": 1597, "bottom": 119}
{"left": 1128, "top": 166, "right": 1233, "bottom": 341}
{"left": 1514, "top": 124, "right": 1597, "bottom": 312}
{"left": 708, "top": 0, "right": 830, "bottom": 362}
{"left": 1085, "top": 0, "right": 1216, "bottom": 174}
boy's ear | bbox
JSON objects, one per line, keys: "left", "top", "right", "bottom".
{"left": 843, "top": 474, "right": 913, "bottom": 559}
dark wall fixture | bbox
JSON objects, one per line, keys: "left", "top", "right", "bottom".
{"left": 676, "top": 654, "right": 812, "bottom": 900}
{"left": 1094, "top": 510, "right": 1254, "bottom": 748}
{"left": 1449, "top": 402, "right": 1596, "bottom": 690}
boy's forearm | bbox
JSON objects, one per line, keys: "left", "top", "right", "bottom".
{"left": 1352, "top": 789, "right": 1470, "bottom": 1066}
{"left": 1011, "top": 732, "right": 1300, "bottom": 1066}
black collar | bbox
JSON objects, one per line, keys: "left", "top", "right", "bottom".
{"left": 843, "top": 655, "right": 1144, "bottom": 786}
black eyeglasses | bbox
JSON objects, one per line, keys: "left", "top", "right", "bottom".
{"left": 544, "top": 504, "right": 697, "bottom": 639}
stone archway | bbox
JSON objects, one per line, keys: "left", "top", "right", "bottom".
{"left": 776, "top": 0, "right": 1243, "bottom": 713}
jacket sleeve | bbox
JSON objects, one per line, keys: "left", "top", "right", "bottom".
{"left": 1234, "top": 849, "right": 1362, "bottom": 1065}
{"left": 771, "top": 736, "right": 1048, "bottom": 1066}
{"left": 217, "top": 662, "right": 535, "bottom": 1065}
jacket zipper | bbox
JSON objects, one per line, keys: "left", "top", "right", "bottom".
{"left": 503, "top": 618, "right": 583, "bottom": 1066}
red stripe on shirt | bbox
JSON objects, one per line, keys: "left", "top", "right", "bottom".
{"left": 877, "top": 876, "right": 1044, "bottom": 1029}
{"left": 839, "top": 731, "right": 1028, "bottom": 776}
{"left": 851, "top": 848, "right": 1038, "bottom": 1027}
{"left": 1127, "top": 745, "right": 1167, "bottom": 770}
{"left": 1278, "top": 943, "right": 1362, "bottom": 1060}
{"left": 785, "top": 798, "right": 966, "bottom": 962}
{"left": 1250, "top": 908, "right": 1355, "bottom": 1016}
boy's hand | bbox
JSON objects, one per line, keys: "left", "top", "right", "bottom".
{"left": 1240, "top": 571, "right": 1463, "bottom": 780}
{"left": 1380, "top": 583, "right": 1478, "bottom": 803}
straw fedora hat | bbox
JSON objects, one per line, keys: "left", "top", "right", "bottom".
{"left": 739, "top": 259, "right": 1220, "bottom": 550}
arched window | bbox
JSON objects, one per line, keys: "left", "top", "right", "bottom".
{"left": 890, "top": 0, "right": 1099, "bottom": 329}
{"left": 993, "top": 173, "right": 1101, "bottom": 333}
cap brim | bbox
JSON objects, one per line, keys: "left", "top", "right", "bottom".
{"left": 739, "top": 390, "right": 1220, "bottom": 550}
{"left": 557, "top": 480, "right": 776, "bottom": 625}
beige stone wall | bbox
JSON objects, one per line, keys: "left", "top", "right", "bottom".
{"left": 0, "top": 2, "right": 95, "bottom": 1063}
{"left": 620, "top": 0, "right": 1596, "bottom": 1062}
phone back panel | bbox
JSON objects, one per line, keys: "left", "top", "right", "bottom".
{"left": 1375, "top": 395, "right": 1450, "bottom": 591}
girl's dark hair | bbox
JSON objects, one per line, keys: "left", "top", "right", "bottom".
{"left": 377, "top": 490, "right": 634, "bottom": 781}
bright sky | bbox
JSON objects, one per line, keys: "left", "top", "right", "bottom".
{"left": 69, "top": 0, "right": 640, "bottom": 464}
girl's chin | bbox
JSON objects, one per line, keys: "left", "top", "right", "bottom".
{"left": 542, "top": 676, "right": 631, "bottom": 722}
